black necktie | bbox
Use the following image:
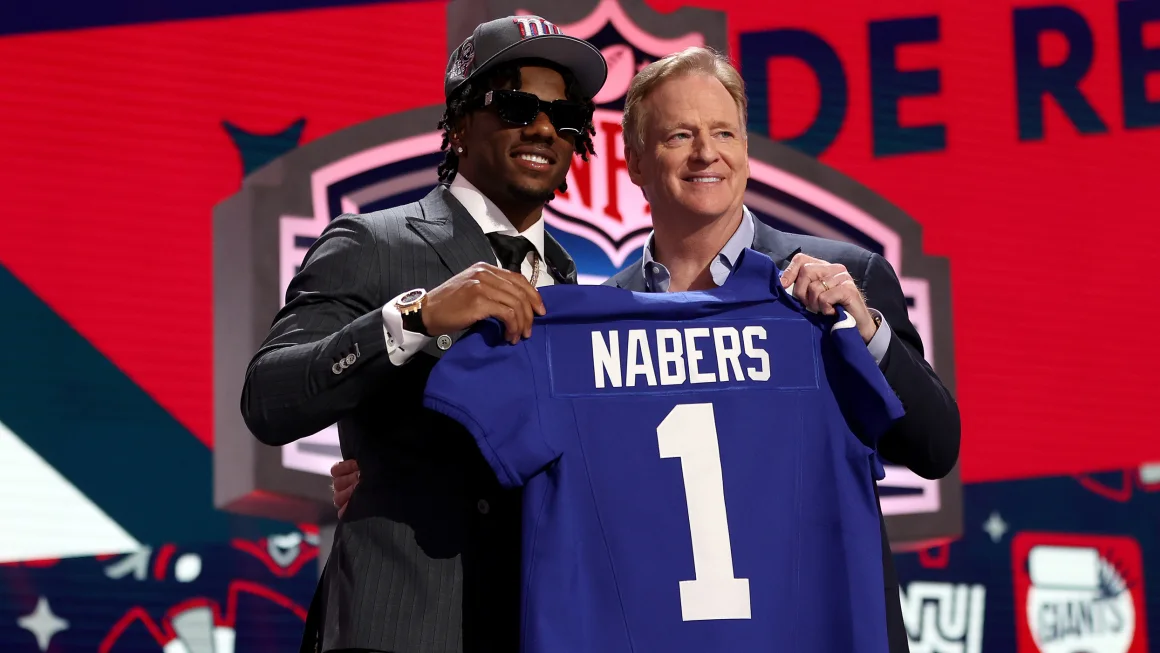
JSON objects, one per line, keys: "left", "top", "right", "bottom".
{"left": 487, "top": 233, "right": 537, "bottom": 274}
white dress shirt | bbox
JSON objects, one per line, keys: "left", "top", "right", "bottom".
{"left": 381, "top": 174, "right": 554, "bottom": 365}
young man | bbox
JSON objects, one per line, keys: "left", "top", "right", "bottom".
{"left": 240, "top": 16, "right": 606, "bottom": 653}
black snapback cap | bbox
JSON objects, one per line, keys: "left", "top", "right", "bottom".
{"left": 445, "top": 15, "right": 608, "bottom": 100}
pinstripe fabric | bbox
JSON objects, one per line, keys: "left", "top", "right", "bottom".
{"left": 241, "top": 185, "right": 567, "bottom": 653}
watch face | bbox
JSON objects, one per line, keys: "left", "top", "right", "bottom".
{"left": 398, "top": 289, "right": 424, "bottom": 306}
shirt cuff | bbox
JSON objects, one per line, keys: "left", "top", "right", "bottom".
{"left": 382, "top": 291, "right": 433, "bottom": 366}
{"left": 865, "top": 309, "right": 891, "bottom": 366}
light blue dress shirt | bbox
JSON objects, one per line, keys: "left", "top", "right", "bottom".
{"left": 639, "top": 208, "right": 892, "bottom": 365}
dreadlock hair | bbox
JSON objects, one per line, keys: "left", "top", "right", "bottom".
{"left": 437, "top": 57, "right": 597, "bottom": 194}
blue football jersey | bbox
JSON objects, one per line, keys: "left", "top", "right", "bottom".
{"left": 423, "top": 248, "right": 904, "bottom": 653}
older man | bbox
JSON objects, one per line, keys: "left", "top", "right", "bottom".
{"left": 613, "top": 46, "right": 960, "bottom": 653}
{"left": 332, "top": 46, "right": 959, "bottom": 653}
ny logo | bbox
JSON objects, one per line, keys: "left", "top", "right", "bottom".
{"left": 900, "top": 581, "right": 986, "bottom": 653}
{"left": 512, "top": 16, "right": 561, "bottom": 38}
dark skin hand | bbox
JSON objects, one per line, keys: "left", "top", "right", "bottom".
{"left": 331, "top": 459, "right": 359, "bottom": 517}
{"left": 423, "top": 263, "right": 545, "bottom": 345}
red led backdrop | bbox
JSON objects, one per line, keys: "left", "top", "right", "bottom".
{"left": 1, "top": 0, "right": 1158, "bottom": 485}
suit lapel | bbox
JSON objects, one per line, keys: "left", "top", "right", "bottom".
{"left": 408, "top": 187, "right": 580, "bottom": 286}
{"left": 750, "top": 218, "right": 796, "bottom": 268}
{"left": 406, "top": 186, "right": 496, "bottom": 275}
{"left": 611, "top": 262, "right": 648, "bottom": 291}
{"left": 543, "top": 231, "right": 578, "bottom": 285}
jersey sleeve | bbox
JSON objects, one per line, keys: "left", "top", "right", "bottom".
{"left": 823, "top": 308, "right": 906, "bottom": 480}
{"left": 422, "top": 319, "right": 559, "bottom": 488}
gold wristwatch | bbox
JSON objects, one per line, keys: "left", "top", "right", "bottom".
{"left": 396, "top": 289, "right": 429, "bottom": 336}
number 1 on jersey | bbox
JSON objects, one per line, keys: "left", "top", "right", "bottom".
{"left": 657, "top": 403, "right": 752, "bottom": 621}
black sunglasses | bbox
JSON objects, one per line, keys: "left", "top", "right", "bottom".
{"left": 480, "top": 89, "right": 589, "bottom": 136}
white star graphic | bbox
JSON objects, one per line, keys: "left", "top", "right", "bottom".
{"left": 982, "top": 511, "right": 1008, "bottom": 543}
{"left": 17, "top": 596, "right": 69, "bottom": 651}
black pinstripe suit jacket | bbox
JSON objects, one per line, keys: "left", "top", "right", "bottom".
{"left": 240, "top": 185, "right": 577, "bottom": 653}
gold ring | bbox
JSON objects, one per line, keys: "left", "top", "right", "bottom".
{"left": 821, "top": 280, "right": 830, "bottom": 291}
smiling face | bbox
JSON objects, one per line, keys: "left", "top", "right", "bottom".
{"left": 626, "top": 73, "right": 749, "bottom": 226}
{"left": 453, "top": 65, "right": 578, "bottom": 219}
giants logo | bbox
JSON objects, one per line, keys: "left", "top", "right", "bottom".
{"left": 213, "top": 0, "right": 961, "bottom": 546}
{"left": 1013, "top": 532, "right": 1148, "bottom": 653}
{"left": 900, "top": 581, "right": 986, "bottom": 653}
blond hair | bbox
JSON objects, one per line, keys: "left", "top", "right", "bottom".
{"left": 621, "top": 46, "right": 748, "bottom": 153}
